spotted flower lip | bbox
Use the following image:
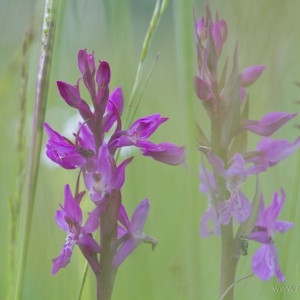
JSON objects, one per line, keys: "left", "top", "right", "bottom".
{"left": 207, "top": 152, "right": 252, "bottom": 224}
{"left": 52, "top": 185, "right": 100, "bottom": 275}
{"left": 248, "top": 190, "right": 294, "bottom": 282}
{"left": 241, "top": 112, "right": 297, "bottom": 136}
{"left": 84, "top": 143, "right": 133, "bottom": 204}
{"left": 113, "top": 199, "right": 157, "bottom": 267}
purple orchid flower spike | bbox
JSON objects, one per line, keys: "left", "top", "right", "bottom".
{"left": 44, "top": 123, "right": 91, "bottom": 169}
{"left": 52, "top": 185, "right": 101, "bottom": 275}
{"left": 199, "top": 165, "right": 220, "bottom": 237}
{"left": 84, "top": 143, "right": 133, "bottom": 204}
{"left": 208, "top": 152, "right": 251, "bottom": 224}
{"left": 113, "top": 199, "right": 157, "bottom": 267}
{"left": 241, "top": 112, "right": 297, "bottom": 136}
{"left": 248, "top": 189, "right": 293, "bottom": 282}
{"left": 245, "top": 137, "right": 300, "bottom": 174}
{"left": 45, "top": 49, "right": 185, "bottom": 297}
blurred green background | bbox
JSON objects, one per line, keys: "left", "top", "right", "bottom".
{"left": 1, "top": 0, "right": 300, "bottom": 299}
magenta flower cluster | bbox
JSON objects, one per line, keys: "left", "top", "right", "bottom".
{"left": 195, "top": 4, "right": 298, "bottom": 283}
{"left": 44, "top": 50, "right": 184, "bottom": 276}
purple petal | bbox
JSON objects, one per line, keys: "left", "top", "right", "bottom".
{"left": 226, "top": 153, "right": 247, "bottom": 178}
{"left": 273, "top": 220, "right": 294, "bottom": 234}
{"left": 112, "top": 157, "right": 134, "bottom": 190}
{"left": 55, "top": 210, "right": 69, "bottom": 232}
{"left": 78, "top": 123, "right": 95, "bottom": 151}
{"left": 241, "top": 112, "right": 297, "bottom": 136}
{"left": 52, "top": 237, "right": 74, "bottom": 275}
{"left": 131, "top": 199, "right": 150, "bottom": 233}
{"left": 194, "top": 76, "right": 213, "bottom": 101}
{"left": 44, "top": 123, "right": 87, "bottom": 169}
{"left": 246, "top": 137, "right": 300, "bottom": 173}
{"left": 231, "top": 190, "right": 252, "bottom": 224}
{"left": 118, "top": 204, "right": 130, "bottom": 230}
{"left": 248, "top": 229, "right": 270, "bottom": 244}
{"left": 196, "top": 16, "right": 206, "bottom": 40}
{"left": 104, "top": 87, "right": 124, "bottom": 132}
{"left": 212, "top": 19, "right": 227, "bottom": 55}
{"left": 57, "top": 81, "right": 93, "bottom": 120}
{"left": 78, "top": 49, "right": 95, "bottom": 76}
{"left": 240, "top": 66, "right": 266, "bottom": 87}
{"left": 207, "top": 152, "right": 225, "bottom": 176}
{"left": 218, "top": 190, "right": 251, "bottom": 224}
{"left": 63, "top": 185, "right": 82, "bottom": 225}
{"left": 77, "top": 234, "right": 101, "bottom": 253}
{"left": 264, "top": 190, "right": 285, "bottom": 230}
{"left": 129, "top": 114, "right": 168, "bottom": 141}
{"left": 252, "top": 244, "right": 285, "bottom": 283}
{"left": 77, "top": 50, "right": 97, "bottom": 102}
{"left": 199, "top": 164, "right": 217, "bottom": 193}
{"left": 138, "top": 141, "right": 185, "bottom": 165}
{"left": 200, "top": 205, "right": 220, "bottom": 237}
{"left": 82, "top": 207, "right": 101, "bottom": 234}
{"left": 96, "top": 61, "right": 111, "bottom": 87}
{"left": 112, "top": 238, "right": 140, "bottom": 267}
{"left": 98, "top": 144, "right": 113, "bottom": 181}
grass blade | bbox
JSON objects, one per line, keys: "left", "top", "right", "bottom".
{"left": 14, "top": 1, "right": 59, "bottom": 299}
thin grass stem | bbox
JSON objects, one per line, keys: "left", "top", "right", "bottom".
{"left": 14, "top": 1, "right": 59, "bottom": 299}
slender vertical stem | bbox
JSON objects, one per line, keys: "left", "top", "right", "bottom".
{"left": 14, "top": 1, "right": 58, "bottom": 299}
{"left": 219, "top": 223, "right": 238, "bottom": 300}
{"left": 97, "top": 193, "right": 120, "bottom": 300}
{"left": 212, "top": 108, "right": 238, "bottom": 300}
{"left": 7, "top": 26, "right": 34, "bottom": 300}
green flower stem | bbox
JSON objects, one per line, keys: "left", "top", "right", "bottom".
{"left": 14, "top": 1, "right": 58, "bottom": 299}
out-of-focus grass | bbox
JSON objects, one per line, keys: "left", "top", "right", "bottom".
{"left": 1, "top": 0, "right": 300, "bottom": 299}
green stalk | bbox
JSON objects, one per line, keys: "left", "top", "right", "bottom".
{"left": 14, "top": 1, "right": 58, "bottom": 299}
{"left": 7, "top": 25, "right": 34, "bottom": 300}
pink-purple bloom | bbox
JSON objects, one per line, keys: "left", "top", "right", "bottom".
{"left": 44, "top": 123, "right": 90, "bottom": 169}
{"left": 113, "top": 199, "right": 157, "bottom": 267}
{"left": 45, "top": 49, "right": 185, "bottom": 280}
{"left": 245, "top": 137, "right": 300, "bottom": 174}
{"left": 248, "top": 190, "right": 293, "bottom": 282}
{"left": 207, "top": 152, "right": 252, "bottom": 224}
{"left": 240, "top": 66, "right": 266, "bottom": 88}
{"left": 241, "top": 112, "right": 297, "bottom": 137}
{"left": 84, "top": 144, "right": 133, "bottom": 204}
{"left": 52, "top": 185, "right": 100, "bottom": 275}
